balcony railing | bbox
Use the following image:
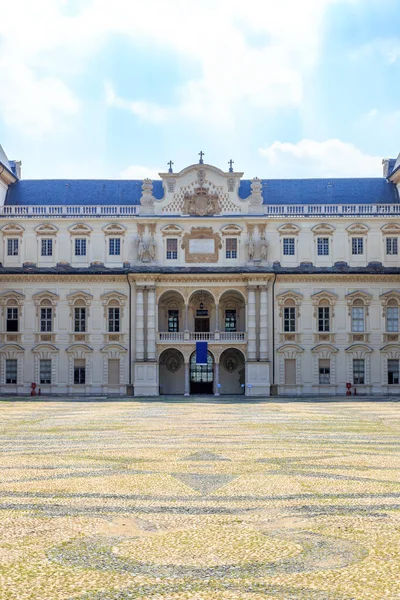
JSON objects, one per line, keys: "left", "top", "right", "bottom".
{"left": 0, "top": 205, "right": 138, "bottom": 218}
{"left": 158, "top": 331, "right": 247, "bottom": 343}
{"left": 1, "top": 203, "right": 399, "bottom": 218}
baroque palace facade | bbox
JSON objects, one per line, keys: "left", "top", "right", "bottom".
{"left": 0, "top": 145, "right": 400, "bottom": 397}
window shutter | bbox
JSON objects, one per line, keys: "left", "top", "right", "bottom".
{"left": 108, "top": 359, "right": 120, "bottom": 385}
{"left": 284, "top": 359, "right": 296, "bottom": 384}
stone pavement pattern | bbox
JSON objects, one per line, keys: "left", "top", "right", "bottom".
{"left": 0, "top": 398, "right": 400, "bottom": 599}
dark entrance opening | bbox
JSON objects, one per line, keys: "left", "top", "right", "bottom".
{"left": 190, "top": 351, "right": 214, "bottom": 394}
{"left": 194, "top": 318, "right": 210, "bottom": 333}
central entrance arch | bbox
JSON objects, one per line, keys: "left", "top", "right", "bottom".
{"left": 190, "top": 350, "right": 214, "bottom": 394}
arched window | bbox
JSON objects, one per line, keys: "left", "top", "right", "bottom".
{"left": 346, "top": 291, "right": 372, "bottom": 342}
{"left": 277, "top": 291, "right": 302, "bottom": 341}
{"left": 67, "top": 291, "right": 93, "bottom": 341}
{"left": 380, "top": 291, "right": 400, "bottom": 341}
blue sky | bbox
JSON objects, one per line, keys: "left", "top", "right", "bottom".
{"left": 0, "top": 0, "right": 400, "bottom": 180}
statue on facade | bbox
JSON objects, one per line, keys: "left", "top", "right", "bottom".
{"left": 247, "top": 237, "right": 255, "bottom": 261}
{"left": 260, "top": 237, "right": 268, "bottom": 261}
{"left": 137, "top": 237, "right": 146, "bottom": 262}
{"left": 148, "top": 237, "right": 156, "bottom": 261}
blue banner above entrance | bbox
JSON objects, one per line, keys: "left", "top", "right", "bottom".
{"left": 196, "top": 341, "right": 208, "bottom": 365}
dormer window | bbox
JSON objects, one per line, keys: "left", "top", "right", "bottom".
{"left": 7, "top": 239, "right": 19, "bottom": 256}
{"left": 352, "top": 238, "right": 363, "bottom": 255}
{"left": 283, "top": 238, "right": 295, "bottom": 256}
{"left": 109, "top": 238, "right": 120, "bottom": 256}
{"left": 41, "top": 239, "right": 53, "bottom": 257}
{"left": 386, "top": 237, "right": 398, "bottom": 255}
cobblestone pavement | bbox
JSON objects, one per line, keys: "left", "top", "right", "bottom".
{"left": 1, "top": 398, "right": 400, "bottom": 599}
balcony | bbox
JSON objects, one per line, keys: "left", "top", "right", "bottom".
{"left": 158, "top": 331, "right": 247, "bottom": 343}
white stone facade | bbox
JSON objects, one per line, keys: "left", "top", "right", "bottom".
{"left": 0, "top": 156, "right": 400, "bottom": 396}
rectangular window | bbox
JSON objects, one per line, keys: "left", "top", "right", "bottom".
{"left": 5, "top": 359, "right": 17, "bottom": 384}
{"left": 6, "top": 307, "right": 18, "bottom": 332}
{"left": 108, "top": 307, "right": 120, "bottom": 332}
{"left": 168, "top": 310, "right": 179, "bottom": 332}
{"left": 351, "top": 306, "right": 365, "bottom": 332}
{"left": 353, "top": 359, "right": 365, "bottom": 385}
{"left": 40, "top": 359, "right": 52, "bottom": 384}
{"left": 387, "top": 306, "right": 399, "bottom": 332}
{"left": 225, "top": 310, "right": 237, "bottom": 332}
{"left": 108, "top": 359, "right": 120, "bottom": 385}
{"left": 74, "top": 359, "right": 86, "bottom": 384}
{"left": 41, "top": 238, "right": 53, "bottom": 256}
{"left": 283, "top": 238, "right": 295, "bottom": 256}
{"left": 388, "top": 359, "right": 400, "bottom": 385}
{"left": 226, "top": 238, "right": 237, "bottom": 259}
{"left": 7, "top": 238, "right": 19, "bottom": 256}
{"left": 283, "top": 307, "right": 296, "bottom": 332}
{"left": 284, "top": 358, "right": 296, "bottom": 384}
{"left": 386, "top": 237, "right": 398, "bottom": 255}
{"left": 166, "top": 238, "right": 178, "bottom": 260}
{"left": 74, "top": 307, "right": 86, "bottom": 332}
{"left": 318, "top": 306, "right": 330, "bottom": 332}
{"left": 352, "top": 237, "right": 364, "bottom": 255}
{"left": 75, "top": 238, "right": 87, "bottom": 256}
{"left": 317, "top": 237, "right": 329, "bottom": 256}
{"left": 109, "top": 238, "right": 121, "bottom": 256}
{"left": 319, "top": 359, "right": 331, "bottom": 384}
{"left": 40, "top": 307, "right": 52, "bottom": 332}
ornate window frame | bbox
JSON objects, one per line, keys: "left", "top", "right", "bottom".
{"left": 66, "top": 343, "right": 93, "bottom": 386}
{"left": 346, "top": 223, "right": 369, "bottom": 261}
{"left": 32, "top": 343, "right": 59, "bottom": 386}
{"left": 35, "top": 223, "right": 59, "bottom": 264}
{"left": 69, "top": 223, "right": 92, "bottom": 264}
{"left": 103, "top": 223, "right": 126, "bottom": 263}
{"left": 345, "top": 290, "right": 372, "bottom": 341}
{"left": 311, "top": 343, "right": 338, "bottom": 385}
{"left": 311, "top": 290, "right": 337, "bottom": 338}
{"left": 100, "top": 291, "right": 127, "bottom": 338}
{"left": 100, "top": 343, "right": 128, "bottom": 385}
{"left": 1, "top": 223, "right": 24, "bottom": 265}
{"left": 380, "top": 344, "right": 400, "bottom": 387}
{"left": 345, "top": 343, "right": 373, "bottom": 386}
{"left": 67, "top": 291, "right": 93, "bottom": 339}
{"left": 32, "top": 291, "right": 59, "bottom": 335}
{"left": 277, "top": 291, "right": 302, "bottom": 339}
{"left": 0, "top": 291, "right": 25, "bottom": 338}
{"left": 276, "top": 343, "right": 304, "bottom": 385}
{"left": 380, "top": 290, "right": 400, "bottom": 339}
{"left": 0, "top": 343, "right": 24, "bottom": 385}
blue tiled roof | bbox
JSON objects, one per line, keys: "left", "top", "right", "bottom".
{"left": 5, "top": 179, "right": 165, "bottom": 206}
{"left": 5, "top": 176, "right": 398, "bottom": 206}
{"left": 238, "top": 178, "right": 398, "bottom": 204}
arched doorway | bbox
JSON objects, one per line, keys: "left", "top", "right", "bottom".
{"left": 190, "top": 350, "right": 214, "bottom": 394}
{"left": 219, "top": 348, "right": 245, "bottom": 395}
{"left": 159, "top": 348, "right": 185, "bottom": 395}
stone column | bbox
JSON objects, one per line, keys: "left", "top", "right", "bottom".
{"left": 259, "top": 286, "right": 268, "bottom": 360}
{"left": 184, "top": 303, "right": 189, "bottom": 331}
{"left": 214, "top": 362, "right": 220, "bottom": 396}
{"left": 247, "top": 286, "right": 257, "bottom": 360}
{"left": 147, "top": 286, "right": 156, "bottom": 361}
{"left": 135, "top": 286, "right": 144, "bottom": 360}
{"left": 184, "top": 362, "right": 190, "bottom": 396}
{"left": 215, "top": 303, "right": 219, "bottom": 331}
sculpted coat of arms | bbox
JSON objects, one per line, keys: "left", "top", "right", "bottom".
{"left": 183, "top": 186, "right": 221, "bottom": 216}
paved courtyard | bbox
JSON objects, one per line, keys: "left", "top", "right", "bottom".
{"left": 1, "top": 398, "right": 400, "bottom": 599}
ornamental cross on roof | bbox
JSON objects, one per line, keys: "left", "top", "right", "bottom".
{"left": 228, "top": 159, "right": 234, "bottom": 172}
{"left": 198, "top": 151, "right": 204, "bottom": 164}
{"left": 167, "top": 160, "right": 174, "bottom": 173}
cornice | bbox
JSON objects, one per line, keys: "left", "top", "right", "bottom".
{"left": 277, "top": 274, "right": 400, "bottom": 282}
{"left": 0, "top": 274, "right": 127, "bottom": 283}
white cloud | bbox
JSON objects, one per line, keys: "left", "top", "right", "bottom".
{"left": 120, "top": 165, "right": 162, "bottom": 179}
{"left": 259, "top": 139, "right": 382, "bottom": 177}
{"left": 351, "top": 38, "right": 400, "bottom": 64}
{"left": 0, "top": 0, "right": 357, "bottom": 133}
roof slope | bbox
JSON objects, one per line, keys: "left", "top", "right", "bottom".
{"left": 4, "top": 176, "right": 398, "bottom": 206}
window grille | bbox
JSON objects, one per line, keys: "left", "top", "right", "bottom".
{"left": 5, "top": 359, "right": 17, "bottom": 384}
{"left": 226, "top": 238, "right": 237, "bottom": 259}
{"left": 75, "top": 239, "right": 87, "bottom": 256}
{"left": 284, "top": 307, "right": 296, "bottom": 332}
{"left": 166, "top": 239, "right": 178, "bottom": 259}
{"left": 283, "top": 238, "right": 295, "bottom": 256}
{"left": 40, "top": 307, "right": 52, "bottom": 332}
{"left": 318, "top": 306, "right": 330, "bottom": 332}
{"left": 317, "top": 237, "right": 329, "bottom": 256}
{"left": 351, "top": 306, "right": 365, "bottom": 332}
{"left": 41, "top": 239, "right": 53, "bottom": 256}
{"left": 74, "top": 307, "right": 86, "bottom": 332}
{"left": 7, "top": 239, "right": 19, "bottom": 256}
{"left": 387, "top": 306, "right": 399, "bottom": 332}
{"left": 108, "top": 307, "right": 120, "bottom": 332}
{"left": 352, "top": 237, "right": 364, "bottom": 255}
{"left": 386, "top": 237, "right": 398, "bottom": 255}
{"left": 109, "top": 238, "right": 121, "bottom": 256}
{"left": 353, "top": 359, "right": 365, "bottom": 384}
{"left": 40, "top": 359, "right": 52, "bottom": 384}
